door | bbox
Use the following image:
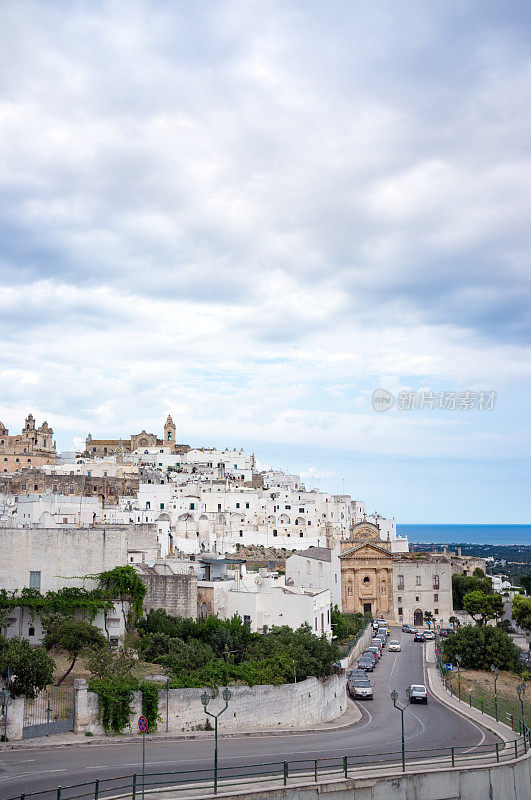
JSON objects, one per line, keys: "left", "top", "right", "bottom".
{"left": 414, "top": 609, "right": 424, "bottom": 627}
{"left": 363, "top": 602, "right": 372, "bottom": 614}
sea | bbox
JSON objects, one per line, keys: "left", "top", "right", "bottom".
{"left": 396, "top": 524, "right": 531, "bottom": 546}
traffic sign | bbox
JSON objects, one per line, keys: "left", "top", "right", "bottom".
{"left": 445, "top": 663, "right": 453, "bottom": 671}
{"left": 434, "top": 648, "right": 440, "bottom": 655}
{"left": 138, "top": 715, "right": 148, "bottom": 733}
{"left": 436, "top": 624, "right": 440, "bottom": 629}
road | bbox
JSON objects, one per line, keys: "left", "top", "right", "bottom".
{"left": 0, "top": 629, "right": 499, "bottom": 798}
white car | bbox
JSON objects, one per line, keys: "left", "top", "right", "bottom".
{"left": 388, "top": 640, "right": 401, "bottom": 652}
{"left": 423, "top": 630, "right": 435, "bottom": 640}
{"left": 408, "top": 684, "right": 428, "bottom": 704}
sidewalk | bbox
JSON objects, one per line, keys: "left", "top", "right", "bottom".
{"left": 0, "top": 697, "right": 361, "bottom": 752}
{"left": 425, "top": 641, "right": 515, "bottom": 744}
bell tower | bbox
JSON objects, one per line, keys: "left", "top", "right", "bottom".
{"left": 164, "top": 415, "right": 176, "bottom": 448}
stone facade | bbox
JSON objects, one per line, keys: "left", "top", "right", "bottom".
{"left": 0, "top": 414, "right": 56, "bottom": 472}
{"left": 392, "top": 556, "right": 453, "bottom": 628}
{"left": 0, "top": 470, "right": 138, "bottom": 504}
{"left": 339, "top": 523, "right": 394, "bottom": 619}
{"left": 139, "top": 570, "right": 197, "bottom": 619}
{"left": 85, "top": 415, "right": 186, "bottom": 457}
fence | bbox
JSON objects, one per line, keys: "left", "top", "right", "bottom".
{"left": 4, "top": 734, "right": 529, "bottom": 800}
{"left": 23, "top": 685, "right": 74, "bottom": 739}
{"left": 434, "top": 637, "right": 530, "bottom": 742}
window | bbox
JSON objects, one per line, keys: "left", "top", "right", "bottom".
{"left": 29, "top": 626, "right": 35, "bottom": 636}
{"left": 160, "top": 502, "right": 165, "bottom": 510}
{"left": 335, "top": 574, "right": 337, "bottom": 583}
{"left": 433, "top": 574, "right": 440, "bottom": 589}
{"left": 29, "top": 571, "right": 41, "bottom": 591}
{"left": 398, "top": 607, "right": 403, "bottom": 616}
{"left": 273, "top": 529, "right": 278, "bottom": 537}
{"left": 87, "top": 471, "right": 91, "bottom": 477}
{"left": 397, "top": 575, "right": 404, "bottom": 589}
{"left": 415, "top": 596, "right": 420, "bottom": 602}
{"left": 285, "top": 504, "right": 291, "bottom": 509}
{"left": 415, "top": 575, "right": 421, "bottom": 586}
{"left": 300, "top": 531, "right": 303, "bottom": 537}
{"left": 307, "top": 520, "right": 311, "bottom": 526}
{"left": 434, "top": 608, "right": 439, "bottom": 615}
{"left": 239, "top": 531, "right": 243, "bottom": 537}
{"left": 146, "top": 501, "right": 151, "bottom": 509}
{"left": 245, "top": 502, "right": 249, "bottom": 509}
{"left": 363, "top": 576, "right": 370, "bottom": 584}
{"left": 243, "top": 615, "right": 251, "bottom": 628}
{"left": 299, "top": 507, "right": 304, "bottom": 513}
{"left": 398, "top": 596, "right": 402, "bottom": 602}
{"left": 190, "top": 502, "right": 195, "bottom": 510}
{"left": 218, "top": 503, "right": 222, "bottom": 511}
{"left": 236, "top": 503, "right": 240, "bottom": 508}
{"left": 434, "top": 593, "right": 438, "bottom": 602}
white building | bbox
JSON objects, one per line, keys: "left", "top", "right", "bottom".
{"left": 285, "top": 546, "right": 342, "bottom": 608}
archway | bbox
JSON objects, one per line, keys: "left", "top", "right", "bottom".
{"left": 414, "top": 609, "right": 424, "bottom": 627}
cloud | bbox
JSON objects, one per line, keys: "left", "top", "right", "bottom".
{"left": 0, "top": 0, "right": 530, "bottom": 480}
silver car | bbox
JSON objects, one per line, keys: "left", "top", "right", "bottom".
{"left": 408, "top": 684, "right": 428, "bottom": 704}
{"left": 351, "top": 679, "right": 373, "bottom": 700}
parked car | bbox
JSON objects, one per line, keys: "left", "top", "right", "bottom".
{"left": 408, "top": 684, "right": 428, "bottom": 704}
{"left": 402, "top": 624, "right": 413, "bottom": 632}
{"left": 357, "top": 658, "right": 374, "bottom": 672}
{"left": 367, "top": 646, "right": 381, "bottom": 662}
{"left": 388, "top": 640, "right": 401, "bottom": 652}
{"left": 348, "top": 669, "right": 367, "bottom": 681}
{"left": 351, "top": 679, "right": 373, "bottom": 700}
{"left": 375, "top": 635, "right": 387, "bottom": 648}
{"left": 414, "top": 632, "right": 425, "bottom": 642}
{"left": 439, "top": 628, "right": 452, "bottom": 638}
{"left": 423, "top": 630, "right": 435, "bottom": 640}
{"left": 370, "top": 639, "right": 383, "bottom": 652}
{"left": 362, "top": 649, "right": 379, "bottom": 663}
{"left": 408, "top": 627, "right": 418, "bottom": 634}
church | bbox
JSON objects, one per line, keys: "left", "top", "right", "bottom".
{"left": 85, "top": 415, "right": 189, "bottom": 457}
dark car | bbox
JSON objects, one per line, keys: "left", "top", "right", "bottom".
{"left": 357, "top": 658, "right": 375, "bottom": 672}
{"left": 439, "top": 628, "right": 452, "bottom": 638}
{"left": 414, "top": 632, "right": 425, "bottom": 642}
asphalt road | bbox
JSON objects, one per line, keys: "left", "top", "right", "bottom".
{"left": 0, "top": 629, "right": 499, "bottom": 798}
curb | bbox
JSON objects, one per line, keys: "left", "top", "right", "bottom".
{"left": 0, "top": 699, "right": 362, "bottom": 752}
{"left": 424, "top": 642, "right": 514, "bottom": 744}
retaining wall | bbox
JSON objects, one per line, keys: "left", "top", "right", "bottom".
{"left": 74, "top": 673, "right": 347, "bottom": 735}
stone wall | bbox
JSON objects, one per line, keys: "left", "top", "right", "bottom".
{"left": 74, "top": 674, "right": 346, "bottom": 735}
{"left": 140, "top": 572, "right": 197, "bottom": 619}
{"left": 0, "top": 470, "right": 138, "bottom": 503}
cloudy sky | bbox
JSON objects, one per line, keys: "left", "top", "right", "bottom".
{"left": 1, "top": 0, "right": 530, "bottom": 523}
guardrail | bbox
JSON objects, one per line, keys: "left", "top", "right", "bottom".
{"left": 434, "top": 637, "right": 530, "bottom": 744}
{"left": 5, "top": 735, "right": 529, "bottom": 800}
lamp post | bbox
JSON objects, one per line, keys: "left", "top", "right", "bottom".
{"left": 0, "top": 687, "right": 9, "bottom": 741}
{"left": 455, "top": 654, "right": 461, "bottom": 701}
{"left": 201, "top": 687, "right": 231, "bottom": 794}
{"left": 391, "top": 688, "right": 411, "bottom": 772}
{"left": 516, "top": 682, "right": 527, "bottom": 751}
{"left": 490, "top": 665, "right": 499, "bottom": 721}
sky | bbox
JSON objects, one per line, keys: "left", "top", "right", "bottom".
{"left": 1, "top": 1, "right": 530, "bottom": 524}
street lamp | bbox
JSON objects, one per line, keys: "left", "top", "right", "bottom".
{"left": 201, "top": 687, "right": 231, "bottom": 794}
{"left": 516, "top": 682, "right": 527, "bottom": 751}
{"left": 455, "top": 654, "right": 461, "bottom": 701}
{"left": 490, "top": 665, "right": 499, "bottom": 722}
{"left": 391, "top": 688, "right": 411, "bottom": 772}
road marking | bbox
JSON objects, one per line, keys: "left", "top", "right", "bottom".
{"left": 0, "top": 768, "right": 66, "bottom": 783}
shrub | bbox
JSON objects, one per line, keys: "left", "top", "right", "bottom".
{"left": 442, "top": 625, "right": 522, "bottom": 672}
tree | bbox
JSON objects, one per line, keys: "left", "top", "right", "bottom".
{"left": 44, "top": 618, "right": 107, "bottom": 685}
{"left": 462, "top": 591, "right": 504, "bottom": 626}
{"left": 473, "top": 567, "right": 486, "bottom": 578}
{"left": 518, "top": 575, "right": 531, "bottom": 596}
{"left": 442, "top": 625, "right": 521, "bottom": 672}
{"left": 424, "top": 611, "right": 435, "bottom": 628}
{"left": 452, "top": 573, "right": 492, "bottom": 609}
{"left": 449, "top": 615, "right": 460, "bottom": 629}
{"left": 0, "top": 636, "right": 54, "bottom": 698}
{"left": 511, "top": 594, "right": 531, "bottom": 633}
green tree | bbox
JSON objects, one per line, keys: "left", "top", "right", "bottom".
{"left": 473, "top": 567, "right": 486, "bottom": 578}
{"left": 44, "top": 618, "right": 107, "bottom": 685}
{"left": 424, "top": 611, "right": 435, "bottom": 628}
{"left": 519, "top": 575, "right": 531, "bottom": 594}
{"left": 452, "top": 573, "right": 492, "bottom": 609}
{"left": 442, "top": 625, "right": 521, "bottom": 672}
{"left": 0, "top": 636, "right": 54, "bottom": 698}
{"left": 449, "top": 615, "right": 460, "bottom": 629}
{"left": 511, "top": 594, "right": 531, "bottom": 633}
{"left": 462, "top": 591, "right": 504, "bottom": 626}
{"left": 85, "top": 643, "right": 135, "bottom": 681}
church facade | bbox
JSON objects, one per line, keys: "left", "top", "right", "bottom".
{"left": 339, "top": 522, "right": 394, "bottom": 619}
{"left": 85, "top": 415, "right": 186, "bottom": 457}
{"left": 1, "top": 413, "right": 56, "bottom": 472}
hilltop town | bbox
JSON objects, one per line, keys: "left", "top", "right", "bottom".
{"left": 0, "top": 413, "right": 488, "bottom": 644}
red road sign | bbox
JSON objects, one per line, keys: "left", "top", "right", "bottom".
{"left": 138, "top": 715, "right": 148, "bottom": 733}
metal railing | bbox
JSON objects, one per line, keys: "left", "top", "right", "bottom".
{"left": 434, "top": 638, "right": 530, "bottom": 746}
{"left": 4, "top": 735, "right": 528, "bottom": 800}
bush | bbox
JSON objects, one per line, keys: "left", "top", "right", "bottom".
{"left": 442, "top": 625, "right": 522, "bottom": 672}
{"left": 0, "top": 636, "right": 55, "bottom": 698}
